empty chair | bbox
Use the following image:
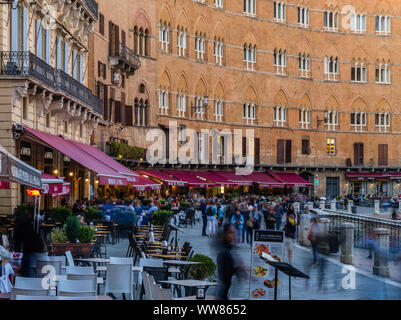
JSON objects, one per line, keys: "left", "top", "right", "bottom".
{"left": 12, "top": 277, "right": 50, "bottom": 300}
{"left": 66, "top": 266, "right": 97, "bottom": 292}
{"left": 65, "top": 251, "right": 74, "bottom": 267}
{"left": 149, "top": 275, "right": 172, "bottom": 300}
{"left": 137, "top": 258, "right": 164, "bottom": 291}
{"left": 58, "top": 279, "right": 96, "bottom": 297}
{"left": 141, "top": 272, "right": 153, "bottom": 300}
{"left": 36, "top": 259, "right": 62, "bottom": 278}
{"left": 104, "top": 263, "right": 133, "bottom": 300}
{"left": 109, "top": 257, "right": 133, "bottom": 265}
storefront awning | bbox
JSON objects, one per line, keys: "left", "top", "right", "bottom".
{"left": 267, "top": 171, "right": 313, "bottom": 187}
{"left": 162, "top": 170, "right": 215, "bottom": 188}
{"left": 0, "top": 145, "right": 42, "bottom": 189}
{"left": 213, "top": 171, "right": 253, "bottom": 186}
{"left": 345, "top": 172, "right": 386, "bottom": 180}
{"left": 52, "top": 182, "right": 71, "bottom": 198}
{"left": 41, "top": 173, "right": 64, "bottom": 195}
{"left": 24, "top": 127, "right": 127, "bottom": 186}
{"left": 243, "top": 172, "right": 285, "bottom": 188}
{"left": 191, "top": 171, "right": 238, "bottom": 187}
{"left": 132, "top": 174, "right": 162, "bottom": 191}
{"left": 68, "top": 140, "right": 138, "bottom": 183}
{"left": 136, "top": 169, "right": 186, "bottom": 186}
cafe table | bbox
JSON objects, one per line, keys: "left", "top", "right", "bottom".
{"left": 158, "top": 280, "right": 218, "bottom": 298}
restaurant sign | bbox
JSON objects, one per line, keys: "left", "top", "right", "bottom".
{"left": 8, "top": 156, "right": 42, "bottom": 189}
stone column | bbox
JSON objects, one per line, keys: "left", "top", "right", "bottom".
{"left": 319, "top": 200, "right": 325, "bottom": 209}
{"left": 374, "top": 200, "right": 380, "bottom": 215}
{"left": 318, "top": 218, "right": 330, "bottom": 254}
{"left": 340, "top": 223, "right": 354, "bottom": 265}
{"left": 373, "top": 228, "right": 390, "bottom": 277}
{"left": 330, "top": 201, "right": 337, "bottom": 211}
{"left": 299, "top": 214, "right": 311, "bottom": 247}
{"left": 347, "top": 200, "right": 353, "bottom": 213}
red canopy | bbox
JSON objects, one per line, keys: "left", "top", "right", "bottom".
{"left": 132, "top": 174, "right": 162, "bottom": 191}
{"left": 137, "top": 169, "right": 186, "bottom": 186}
{"left": 41, "top": 173, "right": 64, "bottom": 195}
{"left": 191, "top": 171, "right": 238, "bottom": 187}
{"left": 346, "top": 172, "right": 386, "bottom": 180}
{"left": 24, "top": 127, "right": 128, "bottom": 186}
{"left": 243, "top": 172, "right": 284, "bottom": 188}
{"left": 162, "top": 170, "right": 215, "bottom": 188}
{"left": 268, "top": 171, "right": 313, "bottom": 187}
{"left": 213, "top": 171, "right": 253, "bottom": 186}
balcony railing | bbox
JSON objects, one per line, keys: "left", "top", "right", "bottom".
{"left": 110, "top": 43, "right": 141, "bottom": 72}
{"left": 0, "top": 51, "right": 102, "bottom": 116}
{"left": 84, "top": 0, "right": 98, "bottom": 19}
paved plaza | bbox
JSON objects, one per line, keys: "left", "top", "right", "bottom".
{"left": 105, "top": 219, "right": 401, "bottom": 300}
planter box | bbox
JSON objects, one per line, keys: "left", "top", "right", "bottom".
{"left": 52, "top": 243, "right": 92, "bottom": 256}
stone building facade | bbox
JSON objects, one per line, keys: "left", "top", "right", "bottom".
{"left": 0, "top": 0, "right": 100, "bottom": 213}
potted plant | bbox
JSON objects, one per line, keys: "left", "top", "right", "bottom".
{"left": 152, "top": 210, "right": 173, "bottom": 226}
{"left": 51, "top": 216, "right": 94, "bottom": 256}
{"left": 84, "top": 207, "right": 103, "bottom": 224}
{"left": 49, "top": 206, "right": 72, "bottom": 223}
{"left": 187, "top": 254, "right": 217, "bottom": 295}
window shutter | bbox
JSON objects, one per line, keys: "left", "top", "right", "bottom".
{"left": 354, "top": 143, "right": 359, "bottom": 165}
{"left": 255, "top": 138, "right": 260, "bottom": 165}
{"left": 64, "top": 42, "right": 69, "bottom": 72}
{"left": 57, "top": 37, "right": 62, "bottom": 69}
{"left": 36, "top": 19, "right": 42, "bottom": 59}
{"left": 11, "top": 3, "right": 19, "bottom": 51}
{"left": 79, "top": 54, "right": 83, "bottom": 83}
{"left": 379, "top": 144, "right": 388, "bottom": 166}
{"left": 99, "top": 13, "right": 104, "bottom": 35}
{"left": 277, "top": 140, "right": 285, "bottom": 164}
{"left": 22, "top": 6, "right": 28, "bottom": 51}
{"left": 242, "top": 137, "right": 247, "bottom": 157}
{"left": 109, "top": 21, "right": 113, "bottom": 56}
{"left": 125, "top": 105, "right": 133, "bottom": 126}
{"left": 45, "top": 28, "right": 50, "bottom": 63}
{"left": 114, "top": 101, "right": 121, "bottom": 123}
{"left": 285, "top": 140, "right": 292, "bottom": 163}
{"left": 72, "top": 50, "right": 77, "bottom": 79}
{"left": 115, "top": 25, "right": 120, "bottom": 55}
{"left": 359, "top": 143, "right": 364, "bottom": 165}
{"left": 121, "top": 30, "right": 126, "bottom": 46}
{"left": 103, "top": 85, "right": 108, "bottom": 120}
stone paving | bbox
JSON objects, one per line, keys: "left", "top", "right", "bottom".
{"left": 105, "top": 219, "right": 401, "bottom": 300}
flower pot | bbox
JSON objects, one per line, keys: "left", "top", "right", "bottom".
{"left": 52, "top": 243, "right": 92, "bottom": 256}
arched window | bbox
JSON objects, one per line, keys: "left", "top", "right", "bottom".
{"left": 274, "top": 48, "right": 286, "bottom": 74}
{"left": 243, "top": 43, "right": 256, "bottom": 70}
{"left": 324, "top": 56, "right": 339, "bottom": 80}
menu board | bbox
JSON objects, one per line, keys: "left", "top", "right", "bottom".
{"left": 249, "top": 230, "right": 284, "bottom": 300}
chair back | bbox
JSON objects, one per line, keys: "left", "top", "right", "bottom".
{"left": 139, "top": 258, "right": 163, "bottom": 268}
{"left": 65, "top": 251, "right": 74, "bottom": 267}
{"left": 66, "top": 266, "right": 94, "bottom": 275}
{"left": 58, "top": 279, "right": 96, "bottom": 297}
{"left": 66, "top": 273, "right": 97, "bottom": 292}
{"left": 109, "top": 257, "right": 133, "bottom": 265}
{"left": 12, "top": 277, "right": 50, "bottom": 300}
{"left": 142, "top": 266, "right": 168, "bottom": 287}
{"left": 141, "top": 271, "right": 153, "bottom": 300}
{"left": 104, "top": 264, "right": 133, "bottom": 296}
{"left": 149, "top": 275, "right": 172, "bottom": 300}
{"left": 36, "top": 259, "right": 62, "bottom": 278}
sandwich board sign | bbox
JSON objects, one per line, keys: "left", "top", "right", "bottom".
{"left": 249, "top": 230, "right": 284, "bottom": 300}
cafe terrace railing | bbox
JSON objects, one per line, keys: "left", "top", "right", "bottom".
{"left": 313, "top": 209, "right": 401, "bottom": 252}
{"left": 0, "top": 51, "right": 102, "bottom": 116}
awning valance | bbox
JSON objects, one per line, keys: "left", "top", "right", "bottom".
{"left": 243, "top": 172, "right": 284, "bottom": 188}
{"left": 267, "top": 171, "right": 313, "bottom": 187}
{"left": 137, "top": 169, "right": 186, "bottom": 186}
{"left": 213, "top": 171, "right": 253, "bottom": 186}
{"left": 191, "top": 171, "right": 238, "bottom": 187}
{"left": 162, "top": 170, "right": 215, "bottom": 188}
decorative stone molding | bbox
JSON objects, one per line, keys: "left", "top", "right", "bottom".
{"left": 36, "top": 92, "right": 54, "bottom": 117}
{"left": 49, "top": 97, "right": 65, "bottom": 114}
{"left": 87, "top": 115, "right": 99, "bottom": 136}
{"left": 12, "top": 85, "right": 29, "bottom": 109}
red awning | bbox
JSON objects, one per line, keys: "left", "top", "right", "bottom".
{"left": 68, "top": 140, "right": 138, "bottom": 183}
{"left": 243, "top": 172, "right": 284, "bottom": 188}
{"left": 52, "top": 182, "right": 71, "bottom": 198}
{"left": 268, "top": 171, "right": 313, "bottom": 187}
{"left": 190, "top": 171, "right": 238, "bottom": 187}
{"left": 41, "top": 173, "right": 64, "bottom": 195}
{"left": 387, "top": 173, "right": 401, "bottom": 180}
{"left": 0, "top": 181, "right": 10, "bottom": 189}
{"left": 24, "top": 127, "right": 127, "bottom": 186}
{"left": 162, "top": 170, "right": 215, "bottom": 188}
{"left": 345, "top": 172, "right": 386, "bottom": 180}
{"left": 213, "top": 171, "right": 253, "bottom": 186}
{"left": 131, "top": 174, "right": 162, "bottom": 191}
{"left": 137, "top": 169, "right": 186, "bottom": 186}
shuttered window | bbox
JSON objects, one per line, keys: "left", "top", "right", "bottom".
{"left": 354, "top": 143, "right": 364, "bottom": 166}
{"left": 114, "top": 101, "right": 121, "bottom": 123}
{"left": 99, "top": 13, "right": 104, "bottom": 35}
{"left": 378, "top": 144, "right": 388, "bottom": 166}
{"left": 277, "top": 139, "right": 291, "bottom": 164}
{"left": 125, "top": 105, "right": 133, "bottom": 126}
{"left": 255, "top": 138, "right": 260, "bottom": 165}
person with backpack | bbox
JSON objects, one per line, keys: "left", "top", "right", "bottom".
{"left": 217, "top": 204, "right": 224, "bottom": 228}
{"left": 230, "top": 210, "right": 245, "bottom": 247}
{"left": 308, "top": 217, "right": 321, "bottom": 265}
{"left": 206, "top": 202, "right": 217, "bottom": 236}
{"left": 284, "top": 211, "right": 296, "bottom": 264}
{"left": 201, "top": 200, "right": 208, "bottom": 236}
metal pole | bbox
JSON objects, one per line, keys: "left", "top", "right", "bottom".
{"left": 33, "top": 196, "right": 37, "bottom": 232}
{"left": 37, "top": 195, "right": 41, "bottom": 234}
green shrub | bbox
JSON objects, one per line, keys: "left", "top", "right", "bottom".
{"left": 152, "top": 210, "right": 173, "bottom": 226}
{"left": 65, "top": 216, "right": 81, "bottom": 243}
{"left": 111, "top": 142, "right": 145, "bottom": 160}
{"left": 78, "top": 226, "right": 95, "bottom": 243}
{"left": 189, "top": 254, "right": 216, "bottom": 281}
{"left": 50, "top": 227, "right": 68, "bottom": 243}
{"left": 50, "top": 206, "right": 72, "bottom": 223}
{"left": 84, "top": 207, "right": 103, "bottom": 223}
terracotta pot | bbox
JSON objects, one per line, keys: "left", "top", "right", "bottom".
{"left": 52, "top": 243, "right": 92, "bottom": 256}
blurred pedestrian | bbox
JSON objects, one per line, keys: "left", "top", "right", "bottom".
{"left": 308, "top": 217, "right": 321, "bottom": 265}
{"left": 284, "top": 211, "right": 296, "bottom": 264}
{"left": 230, "top": 210, "right": 244, "bottom": 248}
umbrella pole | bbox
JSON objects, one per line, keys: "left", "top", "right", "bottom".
{"left": 37, "top": 195, "right": 41, "bottom": 234}
{"left": 33, "top": 195, "right": 37, "bottom": 233}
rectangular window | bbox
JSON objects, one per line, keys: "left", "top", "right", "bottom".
{"left": 46, "top": 113, "right": 50, "bottom": 128}
{"left": 99, "top": 13, "right": 105, "bottom": 35}
{"left": 22, "top": 97, "right": 28, "bottom": 120}
{"left": 354, "top": 143, "right": 364, "bottom": 166}
{"left": 378, "top": 144, "right": 388, "bottom": 166}
{"left": 327, "top": 138, "right": 336, "bottom": 155}
{"left": 301, "top": 139, "right": 310, "bottom": 155}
